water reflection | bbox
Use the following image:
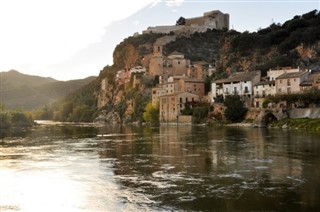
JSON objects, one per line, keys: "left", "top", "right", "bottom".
{"left": 97, "top": 125, "right": 320, "bottom": 211}
{"left": 1, "top": 124, "right": 320, "bottom": 211}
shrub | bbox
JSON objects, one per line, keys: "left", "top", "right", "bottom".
{"left": 224, "top": 95, "right": 248, "bottom": 123}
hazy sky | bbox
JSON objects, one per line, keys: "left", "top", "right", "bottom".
{"left": 0, "top": 0, "right": 319, "bottom": 80}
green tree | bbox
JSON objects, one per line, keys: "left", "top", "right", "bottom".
{"left": 143, "top": 102, "right": 159, "bottom": 125}
{"left": 192, "top": 105, "right": 209, "bottom": 124}
{"left": 10, "top": 111, "right": 34, "bottom": 127}
{"left": 224, "top": 95, "right": 248, "bottom": 123}
{"left": 132, "top": 92, "right": 149, "bottom": 123}
{"left": 115, "top": 99, "right": 128, "bottom": 124}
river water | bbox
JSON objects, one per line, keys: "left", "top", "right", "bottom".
{"left": 1, "top": 123, "right": 320, "bottom": 211}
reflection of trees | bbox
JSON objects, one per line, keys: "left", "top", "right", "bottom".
{"left": 0, "top": 128, "right": 31, "bottom": 139}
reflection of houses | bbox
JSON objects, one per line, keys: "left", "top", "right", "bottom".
{"left": 211, "top": 71, "right": 261, "bottom": 101}
{"left": 159, "top": 92, "right": 199, "bottom": 122}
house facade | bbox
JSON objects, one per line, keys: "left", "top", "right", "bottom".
{"left": 178, "top": 78, "right": 205, "bottom": 98}
{"left": 211, "top": 71, "right": 261, "bottom": 101}
{"left": 159, "top": 92, "right": 200, "bottom": 122}
{"left": 253, "top": 81, "right": 276, "bottom": 108}
{"left": 276, "top": 71, "right": 309, "bottom": 94}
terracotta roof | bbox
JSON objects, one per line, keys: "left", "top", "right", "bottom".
{"left": 276, "top": 71, "right": 308, "bottom": 79}
{"left": 214, "top": 71, "right": 260, "bottom": 83}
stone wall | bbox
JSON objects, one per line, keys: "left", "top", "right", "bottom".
{"left": 289, "top": 108, "right": 320, "bottom": 119}
{"left": 178, "top": 115, "right": 192, "bottom": 123}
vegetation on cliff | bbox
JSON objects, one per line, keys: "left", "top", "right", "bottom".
{"left": 217, "top": 10, "right": 320, "bottom": 75}
{"left": 32, "top": 79, "right": 100, "bottom": 122}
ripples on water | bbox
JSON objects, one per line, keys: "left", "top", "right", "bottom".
{"left": 1, "top": 124, "right": 320, "bottom": 211}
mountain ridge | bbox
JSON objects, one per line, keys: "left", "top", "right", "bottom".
{"left": 1, "top": 70, "right": 96, "bottom": 110}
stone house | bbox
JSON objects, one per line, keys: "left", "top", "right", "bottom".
{"left": 253, "top": 81, "right": 276, "bottom": 108}
{"left": 300, "top": 71, "right": 320, "bottom": 91}
{"left": 267, "top": 67, "right": 300, "bottom": 81}
{"left": 276, "top": 71, "right": 309, "bottom": 94}
{"left": 187, "top": 63, "right": 214, "bottom": 80}
{"left": 178, "top": 78, "right": 205, "bottom": 98}
{"left": 152, "top": 81, "right": 179, "bottom": 106}
{"left": 159, "top": 92, "right": 200, "bottom": 122}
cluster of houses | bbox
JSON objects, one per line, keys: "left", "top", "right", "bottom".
{"left": 108, "top": 40, "right": 320, "bottom": 123}
{"left": 99, "top": 9, "right": 320, "bottom": 123}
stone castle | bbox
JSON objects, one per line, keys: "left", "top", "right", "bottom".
{"left": 143, "top": 10, "right": 229, "bottom": 35}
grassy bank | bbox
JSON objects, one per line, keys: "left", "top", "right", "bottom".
{"left": 268, "top": 118, "right": 320, "bottom": 131}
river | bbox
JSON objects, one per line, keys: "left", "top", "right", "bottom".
{"left": 1, "top": 123, "right": 320, "bottom": 211}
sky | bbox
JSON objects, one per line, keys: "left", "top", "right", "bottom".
{"left": 0, "top": 0, "right": 319, "bottom": 81}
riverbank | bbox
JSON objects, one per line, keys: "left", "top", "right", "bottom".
{"left": 268, "top": 118, "right": 320, "bottom": 131}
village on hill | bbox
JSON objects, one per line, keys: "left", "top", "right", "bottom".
{"left": 97, "top": 10, "right": 320, "bottom": 125}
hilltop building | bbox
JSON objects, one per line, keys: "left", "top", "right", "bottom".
{"left": 143, "top": 10, "right": 229, "bottom": 35}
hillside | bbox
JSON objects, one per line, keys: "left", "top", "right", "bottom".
{"left": 1, "top": 70, "right": 96, "bottom": 110}
{"left": 45, "top": 10, "right": 320, "bottom": 123}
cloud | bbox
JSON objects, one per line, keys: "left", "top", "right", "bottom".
{"left": 0, "top": 0, "right": 153, "bottom": 73}
{"left": 166, "top": 0, "right": 184, "bottom": 7}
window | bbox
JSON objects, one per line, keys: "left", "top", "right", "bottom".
{"left": 244, "top": 86, "right": 249, "bottom": 93}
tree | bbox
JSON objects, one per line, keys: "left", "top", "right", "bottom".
{"left": 192, "top": 105, "right": 209, "bottom": 124}
{"left": 143, "top": 102, "right": 159, "bottom": 125}
{"left": 224, "top": 95, "right": 248, "bottom": 123}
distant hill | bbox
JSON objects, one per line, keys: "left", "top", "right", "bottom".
{"left": 1, "top": 70, "right": 96, "bottom": 110}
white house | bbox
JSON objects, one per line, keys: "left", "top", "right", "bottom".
{"left": 211, "top": 71, "right": 261, "bottom": 102}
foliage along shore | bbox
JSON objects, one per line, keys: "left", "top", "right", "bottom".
{"left": 0, "top": 106, "right": 34, "bottom": 129}
{"left": 268, "top": 118, "right": 320, "bottom": 131}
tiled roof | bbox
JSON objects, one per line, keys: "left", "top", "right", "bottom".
{"left": 214, "top": 71, "right": 260, "bottom": 83}
{"left": 276, "top": 71, "right": 308, "bottom": 79}
{"left": 255, "top": 80, "right": 275, "bottom": 86}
